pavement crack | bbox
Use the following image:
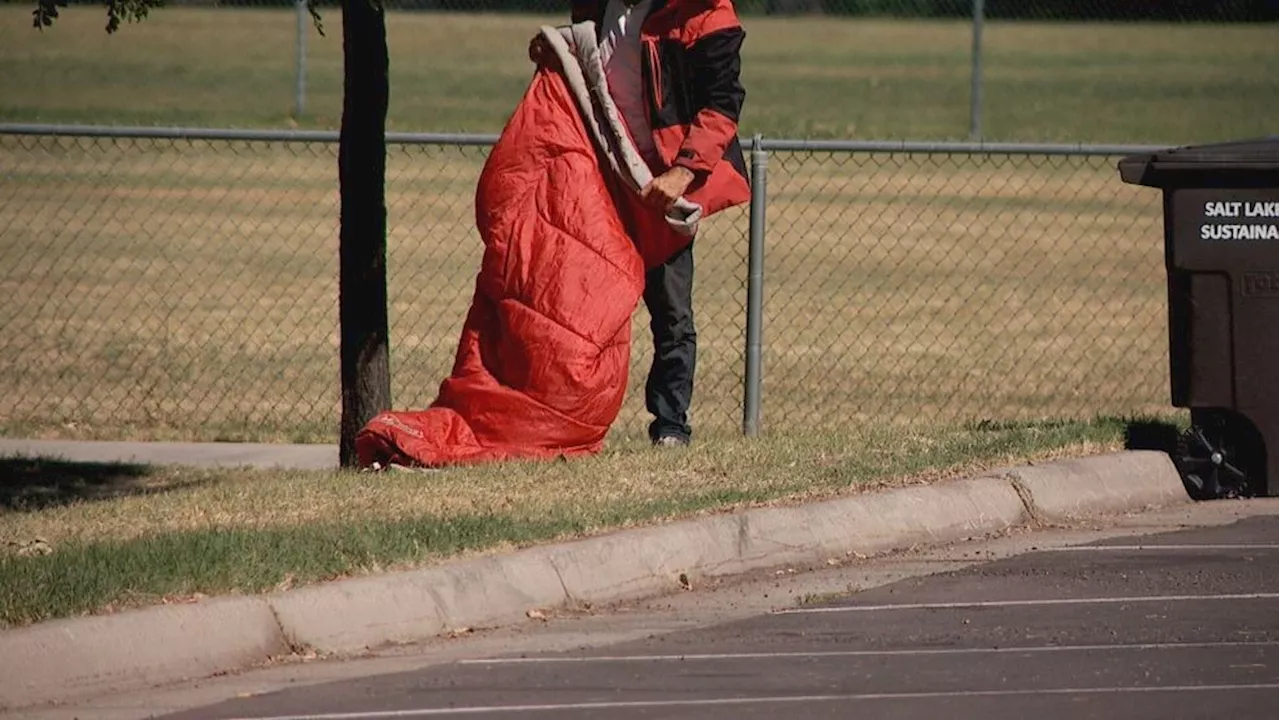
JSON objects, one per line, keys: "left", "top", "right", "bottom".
{"left": 548, "top": 556, "right": 574, "bottom": 604}
{"left": 266, "top": 601, "right": 315, "bottom": 659}
{"left": 1007, "top": 473, "right": 1047, "bottom": 527}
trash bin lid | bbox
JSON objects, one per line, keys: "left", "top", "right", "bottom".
{"left": 1119, "top": 137, "right": 1278, "bottom": 189}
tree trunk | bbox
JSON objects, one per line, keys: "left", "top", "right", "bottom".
{"left": 338, "top": 0, "right": 391, "bottom": 466}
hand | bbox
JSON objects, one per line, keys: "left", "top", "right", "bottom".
{"left": 528, "top": 34, "right": 557, "bottom": 68}
{"left": 641, "top": 166, "right": 696, "bottom": 211}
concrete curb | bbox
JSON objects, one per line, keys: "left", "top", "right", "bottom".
{"left": 0, "top": 450, "right": 1189, "bottom": 710}
{"left": 0, "top": 597, "right": 289, "bottom": 711}
{"left": 272, "top": 476, "right": 1029, "bottom": 655}
{"left": 1002, "top": 450, "right": 1188, "bottom": 522}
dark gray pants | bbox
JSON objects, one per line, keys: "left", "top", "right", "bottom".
{"left": 643, "top": 242, "right": 696, "bottom": 442}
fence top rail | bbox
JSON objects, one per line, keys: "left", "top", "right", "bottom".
{"left": 0, "top": 123, "right": 1172, "bottom": 156}
{"left": 757, "top": 138, "right": 1173, "bottom": 156}
{"left": 0, "top": 123, "right": 501, "bottom": 146}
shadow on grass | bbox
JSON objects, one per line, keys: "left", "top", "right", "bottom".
{"left": 0, "top": 457, "right": 196, "bottom": 512}
{"left": 1122, "top": 418, "right": 1183, "bottom": 456}
{"left": 963, "top": 415, "right": 1184, "bottom": 457}
{"left": 965, "top": 418, "right": 1089, "bottom": 432}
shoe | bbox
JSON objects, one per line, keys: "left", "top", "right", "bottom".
{"left": 653, "top": 435, "right": 689, "bottom": 448}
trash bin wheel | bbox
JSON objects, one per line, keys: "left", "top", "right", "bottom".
{"left": 1175, "top": 409, "right": 1262, "bottom": 500}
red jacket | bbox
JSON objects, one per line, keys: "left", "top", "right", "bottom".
{"left": 571, "top": 0, "right": 750, "bottom": 217}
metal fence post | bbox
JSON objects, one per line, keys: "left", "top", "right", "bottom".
{"left": 743, "top": 134, "right": 767, "bottom": 437}
{"left": 294, "top": 0, "right": 308, "bottom": 119}
{"left": 969, "top": 0, "right": 985, "bottom": 140}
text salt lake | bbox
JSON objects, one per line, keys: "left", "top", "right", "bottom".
{"left": 1203, "top": 201, "right": 1279, "bottom": 218}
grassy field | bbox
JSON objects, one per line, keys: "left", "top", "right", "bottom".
{"left": 0, "top": 417, "right": 1135, "bottom": 627}
{"left": 0, "top": 8, "right": 1274, "bottom": 143}
{"left": 2, "top": 7, "right": 1263, "bottom": 441}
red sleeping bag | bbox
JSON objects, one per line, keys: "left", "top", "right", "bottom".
{"left": 355, "top": 24, "right": 702, "bottom": 468}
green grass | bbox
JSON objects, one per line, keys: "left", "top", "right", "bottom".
{"left": 0, "top": 416, "right": 1144, "bottom": 627}
{"left": 2, "top": 514, "right": 585, "bottom": 626}
{"left": 0, "top": 8, "right": 1274, "bottom": 143}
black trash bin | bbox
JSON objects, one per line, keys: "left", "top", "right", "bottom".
{"left": 1119, "top": 138, "right": 1278, "bottom": 499}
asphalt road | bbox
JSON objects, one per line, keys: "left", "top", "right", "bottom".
{"left": 158, "top": 508, "right": 1278, "bottom": 720}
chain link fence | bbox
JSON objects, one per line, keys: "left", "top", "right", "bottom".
{"left": 759, "top": 141, "right": 1170, "bottom": 430}
{"left": 0, "top": 128, "right": 748, "bottom": 442}
{"left": 0, "top": 126, "right": 1173, "bottom": 443}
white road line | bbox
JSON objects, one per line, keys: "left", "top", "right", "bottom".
{"left": 456, "top": 641, "right": 1276, "bottom": 665}
{"left": 773, "top": 592, "right": 1279, "bottom": 615}
{"left": 225, "top": 684, "right": 1279, "bottom": 719}
{"left": 1041, "top": 544, "right": 1278, "bottom": 552}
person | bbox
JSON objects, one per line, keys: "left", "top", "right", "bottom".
{"left": 529, "top": 0, "right": 750, "bottom": 447}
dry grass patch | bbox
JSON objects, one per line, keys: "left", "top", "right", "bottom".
{"left": 1, "top": 136, "right": 1171, "bottom": 441}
